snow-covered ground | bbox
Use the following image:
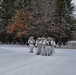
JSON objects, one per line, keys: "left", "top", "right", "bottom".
{"left": 0, "top": 45, "right": 76, "bottom": 75}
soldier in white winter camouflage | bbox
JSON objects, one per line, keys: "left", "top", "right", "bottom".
{"left": 28, "top": 36, "right": 35, "bottom": 53}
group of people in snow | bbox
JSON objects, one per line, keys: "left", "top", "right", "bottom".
{"left": 28, "top": 36, "right": 56, "bottom": 56}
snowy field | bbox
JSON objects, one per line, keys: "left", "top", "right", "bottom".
{"left": 0, "top": 45, "right": 76, "bottom": 75}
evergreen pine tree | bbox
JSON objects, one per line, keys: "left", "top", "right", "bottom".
{"left": 0, "top": 0, "right": 15, "bottom": 43}
{"left": 54, "top": 0, "right": 74, "bottom": 42}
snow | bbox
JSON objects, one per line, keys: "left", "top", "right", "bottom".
{"left": 67, "top": 41, "right": 76, "bottom": 49}
{"left": 0, "top": 45, "right": 76, "bottom": 75}
{"left": 68, "top": 41, "right": 76, "bottom": 44}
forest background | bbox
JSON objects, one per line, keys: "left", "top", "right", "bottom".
{"left": 0, "top": 0, "right": 76, "bottom": 45}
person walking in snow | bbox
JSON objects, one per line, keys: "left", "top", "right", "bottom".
{"left": 41, "top": 37, "right": 47, "bottom": 56}
{"left": 46, "top": 37, "right": 52, "bottom": 56}
{"left": 36, "top": 37, "right": 42, "bottom": 55}
{"left": 28, "top": 36, "right": 35, "bottom": 53}
{"left": 51, "top": 38, "right": 56, "bottom": 53}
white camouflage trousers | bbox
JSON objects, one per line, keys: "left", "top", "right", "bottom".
{"left": 30, "top": 44, "right": 34, "bottom": 53}
{"left": 37, "top": 45, "right": 42, "bottom": 55}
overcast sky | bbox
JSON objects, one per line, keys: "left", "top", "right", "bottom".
{"left": 72, "top": 0, "right": 76, "bottom": 16}
{"left": 72, "top": 0, "right": 76, "bottom": 5}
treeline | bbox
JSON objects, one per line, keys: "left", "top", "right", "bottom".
{"left": 0, "top": 0, "right": 76, "bottom": 45}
